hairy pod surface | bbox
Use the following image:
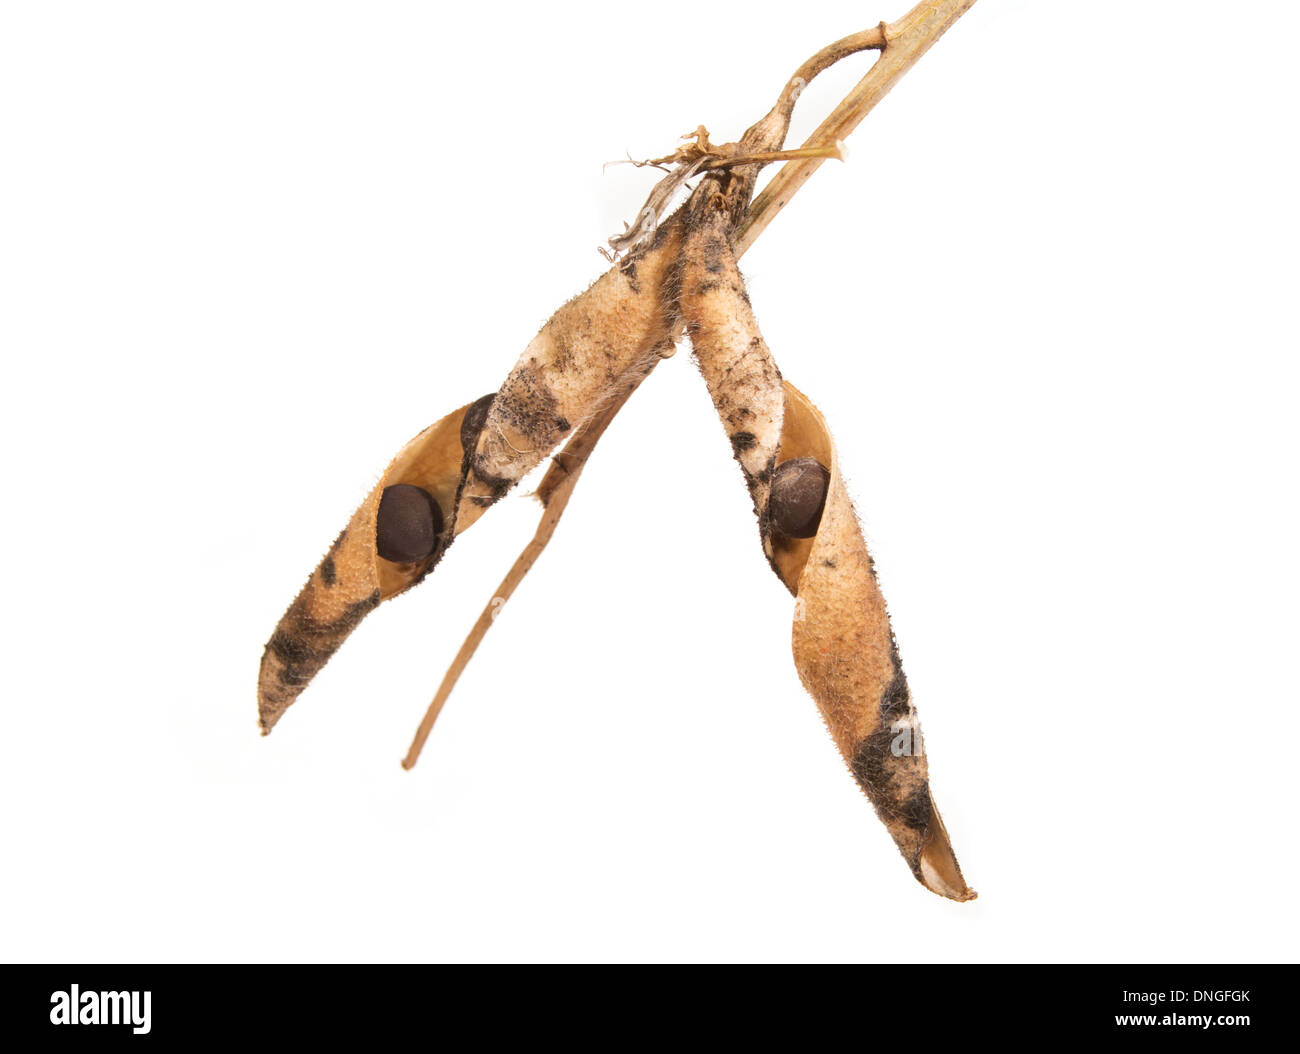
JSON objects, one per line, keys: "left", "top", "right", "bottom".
{"left": 260, "top": 221, "right": 686, "bottom": 733}
{"left": 258, "top": 401, "right": 472, "bottom": 733}
{"left": 455, "top": 219, "right": 685, "bottom": 533}
{"left": 679, "top": 218, "right": 972, "bottom": 900}
{"left": 680, "top": 205, "right": 785, "bottom": 547}
{"left": 773, "top": 384, "right": 973, "bottom": 901}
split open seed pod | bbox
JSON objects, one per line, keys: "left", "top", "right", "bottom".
{"left": 259, "top": 220, "right": 685, "bottom": 736}
{"left": 257, "top": 401, "right": 474, "bottom": 734}
{"left": 771, "top": 382, "right": 975, "bottom": 902}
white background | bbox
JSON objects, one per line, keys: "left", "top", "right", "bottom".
{"left": 3, "top": 1, "right": 1297, "bottom": 963}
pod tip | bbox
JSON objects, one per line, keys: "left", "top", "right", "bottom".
{"left": 916, "top": 800, "right": 976, "bottom": 902}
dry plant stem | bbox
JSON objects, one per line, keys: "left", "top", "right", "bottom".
{"left": 701, "top": 143, "right": 845, "bottom": 169}
{"left": 745, "top": 23, "right": 886, "bottom": 146}
{"left": 400, "top": 377, "right": 644, "bottom": 770}
{"left": 400, "top": 0, "right": 978, "bottom": 770}
{"left": 736, "top": 0, "right": 978, "bottom": 255}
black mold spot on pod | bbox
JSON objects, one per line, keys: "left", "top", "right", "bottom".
{"left": 460, "top": 392, "right": 496, "bottom": 453}
{"left": 769, "top": 457, "right": 830, "bottom": 539}
{"left": 376, "top": 484, "right": 443, "bottom": 563}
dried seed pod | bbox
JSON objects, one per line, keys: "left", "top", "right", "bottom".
{"left": 257, "top": 401, "right": 471, "bottom": 733}
{"left": 773, "top": 383, "right": 974, "bottom": 901}
{"left": 260, "top": 221, "right": 686, "bottom": 733}
{"left": 680, "top": 223, "right": 972, "bottom": 901}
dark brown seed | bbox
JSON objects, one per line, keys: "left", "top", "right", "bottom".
{"left": 376, "top": 484, "right": 443, "bottom": 563}
{"left": 768, "top": 457, "right": 830, "bottom": 539}
{"left": 460, "top": 392, "right": 495, "bottom": 453}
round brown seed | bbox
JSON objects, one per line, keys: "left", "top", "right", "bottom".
{"left": 376, "top": 484, "right": 443, "bottom": 563}
{"left": 460, "top": 392, "right": 495, "bottom": 454}
{"left": 768, "top": 457, "right": 830, "bottom": 539}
